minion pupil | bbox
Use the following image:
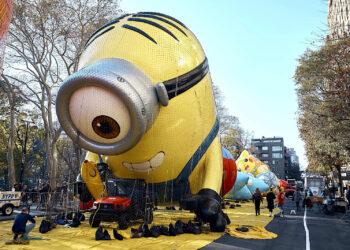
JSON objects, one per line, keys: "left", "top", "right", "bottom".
{"left": 92, "top": 115, "right": 120, "bottom": 139}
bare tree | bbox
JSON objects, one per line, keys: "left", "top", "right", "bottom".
{"left": 0, "top": 76, "right": 16, "bottom": 188}
{"left": 56, "top": 135, "right": 86, "bottom": 178}
{"left": 4, "top": 0, "right": 121, "bottom": 188}
{"left": 212, "top": 83, "right": 254, "bottom": 158}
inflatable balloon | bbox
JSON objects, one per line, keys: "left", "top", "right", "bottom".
{"left": 221, "top": 147, "right": 237, "bottom": 196}
{"left": 236, "top": 150, "right": 257, "bottom": 175}
{"left": 236, "top": 150, "right": 271, "bottom": 177}
{"left": 255, "top": 164, "right": 270, "bottom": 176}
{"left": 256, "top": 171, "right": 279, "bottom": 189}
{"left": 0, "top": 0, "right": 13, "bottom": 71}
{"left": 227, "top": 185, "right": 252, "bottom": 200}
{"left": 246, "top": 176, "right": 269, "bottom": 194}
{"left": 56, "top": 12, "right": 228, "bottom": 232}
{"left": 246, "top": 172, "right": 254, "bottom": 187}
{"left": 279, "top": 179, "right": 287, "bottom": 189}
{"left": 231, "top": 172, "right": 249, "bottom": 193}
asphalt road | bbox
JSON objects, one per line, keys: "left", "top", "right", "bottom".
{"left": 202, "top": 197, "right": 350, "bottom": 250}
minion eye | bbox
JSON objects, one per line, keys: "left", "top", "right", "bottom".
{"left": 69, "top": 86, "right": 131, "bottom": 144}
{"left": 92, "top": 115, "right": 120, "bottom": 139}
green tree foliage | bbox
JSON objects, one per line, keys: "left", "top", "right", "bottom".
{"left": 295, "top": 37, "right": 350, "bottom": 195}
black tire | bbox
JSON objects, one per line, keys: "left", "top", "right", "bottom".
{"left": 2, "top": 204, "right": 14, "bottom": 216}
{"left": 144, "top": 209, "right": 153, "bottom": 224}
{"left": 118, "top": 214, "right": 130, "bottom": 230}
{"left": 89, "top": 211, "right": 101, "bottom": 227}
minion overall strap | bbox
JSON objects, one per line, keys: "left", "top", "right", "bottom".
{"left": 175, "top": 118, "right": 219, "bottom": 184}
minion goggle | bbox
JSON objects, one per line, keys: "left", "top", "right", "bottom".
{"left": 56, "top": 57, "right": 208, "bottom": 155}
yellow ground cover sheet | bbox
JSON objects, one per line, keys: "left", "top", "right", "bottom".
{"left": 0, "top": 201, "right": 275, "bottom": 250}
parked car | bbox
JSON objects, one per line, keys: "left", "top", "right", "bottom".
{"left": 0, "top": 191, "right": 21, "bottom": 216}
{"left": 285, "top": 188, "right": 296, "bottom": 198}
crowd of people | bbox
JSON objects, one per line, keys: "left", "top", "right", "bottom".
{"left": 0, "top": 181, "right": 72, "bottom": 207}
{"left": 250, "top": 186, "right": 335, "bottom": 217}
{"left": 252, "top": 187, "right": 286, "bottom": 217}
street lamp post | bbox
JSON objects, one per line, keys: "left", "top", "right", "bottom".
{"left": 17, "top": 112, "right": 38, "bottom": 188}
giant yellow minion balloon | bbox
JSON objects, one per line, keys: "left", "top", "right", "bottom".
{"left": 56, "top": 12, "right": 228, "bottom": 231}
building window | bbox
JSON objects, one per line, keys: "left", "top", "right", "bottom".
{"left": 272, "top": 160, "right": 278, "bottom": 165}
{"left": 262, "top": 139, "right": 282, "bottom": 143}
{"left": 272, "top": 146, "right": 282, "bottom": 151}
{"left": 272, "top": 153, "right": 283, "bottom": 158}
{"left": 262, "top": 146, "right": 268, "bottom": 151}
{"left": 255, "top": 146, "right": 259, "bottom": 151}
{"left": 263, "top": 161, "right": 269, "bottom": 164}
{"left": 262, "top": 153, "right": 269, "bottom": 158}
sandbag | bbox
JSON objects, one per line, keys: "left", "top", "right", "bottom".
{"left": 95, "top": 227, "right": 104, "bottom": 240}
{"left": 168, "top": 223, "right": 176, "bottom": 236}
{"left": 95, "top": 227, "right": 111, "bottom": 240}
{"left": 39, "top": 220, "right": 50, "bottom": 234}
{"left": 113, "top": 229, "right": 123, "bottom": 240}
{"left": 75, "top": 212, "right": 85, "bottom": 221}
{"left": 175, "top": 220, "right": 185, "bottom": 234}
{"left": 149, "top": 225, "right": 160, "bottom": 238}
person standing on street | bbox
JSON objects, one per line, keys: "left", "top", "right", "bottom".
{"left": 12, "top": 207, "right": 36, "bottom": 240}
{"left": 252, "top": 188, "right": 263, "bottom": 216}
{"left": 266, "top": 188, "right": 276, "bottom": 217}
{"left": 293, "top": 188, "right": 302, "bottom": 211}
{"left": 346, "top": 186, "right": 350, "bottom": 210}
{"left": 277, "top": 187, "right": 285, "bottom": 217}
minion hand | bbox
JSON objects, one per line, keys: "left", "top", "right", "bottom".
{"left": 180, "top": 189, "right": 229, "bottom": 232}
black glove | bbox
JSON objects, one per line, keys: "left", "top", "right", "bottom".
{"left": 180, "top": 188, "right": 229, "bottom": 232}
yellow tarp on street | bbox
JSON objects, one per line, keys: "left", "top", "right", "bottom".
{"left": 0, "top": 201, "right": 275, "bottom": 249}
{"left": 227, "top": 224, "right": 277, "bottom": 239}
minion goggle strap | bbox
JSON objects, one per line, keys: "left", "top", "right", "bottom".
{"left": 56, "top": 57, "right": 209, "bottom": 155}
{"left": 163, "top": 57, "right": 209, "bottom": 99}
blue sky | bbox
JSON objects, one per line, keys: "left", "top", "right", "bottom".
{"left": 121, "top": 0, "right": 329, "bottom": 170}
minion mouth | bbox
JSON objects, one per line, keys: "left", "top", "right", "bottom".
{"left": 122, "top": 152, "right": 165, "bottom": 172}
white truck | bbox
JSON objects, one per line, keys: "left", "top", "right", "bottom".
{"left": 0, "top": 191, "right": 21, "bottom": 216}
{"left": 304, "top": 175, "right": 325, "bottom": 197}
